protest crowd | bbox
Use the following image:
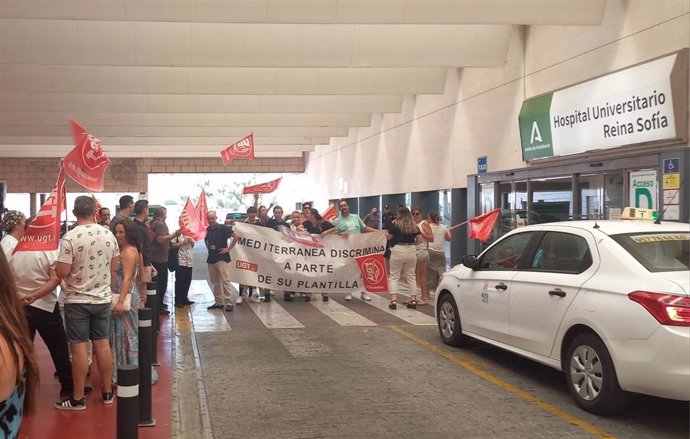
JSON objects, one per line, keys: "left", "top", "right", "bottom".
{"left": 0, "top": 122, "right": 462, "bottom": 436}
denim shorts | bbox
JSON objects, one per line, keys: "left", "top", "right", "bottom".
{"left": 64, "top": 303, "right": 111, "bottom": 342}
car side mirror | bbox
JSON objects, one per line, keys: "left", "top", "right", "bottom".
{"left": 462, "top": 255, "right": 479, "bottom": 269}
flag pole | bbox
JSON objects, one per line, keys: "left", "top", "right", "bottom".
{"left": 449, "top": 220, "right": 469, "bottom": 231}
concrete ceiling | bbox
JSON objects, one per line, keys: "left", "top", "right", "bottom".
{"left": 0, "top": 0, "right": 607, "bottom": 159}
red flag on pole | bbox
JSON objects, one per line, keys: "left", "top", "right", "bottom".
{"left": 242, "top": 177, "right": 282, "bottom": 195}
{"left": 195, "top": 188, "right": 209, "bottom": 228}
{"left": 93, "top": 196, "right": 103, "bottom": 223}
{"left": 355, "top": 253, "right": 388, "bottom": 293}
{"left": 322, "top": 204, "right": 337, "bottom": 222}
{"left": 14, "top": 164, "right": 66, "bottom": 253}
{"left": 63, "top": 120, "right": 111, "bottom": 192}
{"left": 468, "top": 208, "right": 501, "bottom": 242}
{"left": 179, "top": 198, "right": 207, "bottom": 242}
{"left": 220, "top": 133, "right": 254, "bottom": 165}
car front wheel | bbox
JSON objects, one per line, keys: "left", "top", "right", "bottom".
{"left": 565, "top": 333, "right": 630, "bottom": 414}
{"left": 437, "top": 293, "right": 469, "bottom": 347}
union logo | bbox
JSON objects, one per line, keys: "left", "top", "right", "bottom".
{"left": 362, "top": 257, "right": 384, "bottom": 284}
{"left": 232, "top": 138, "right": 253, "bottom": 157}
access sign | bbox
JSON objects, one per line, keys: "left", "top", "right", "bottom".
{"left": 629, "top": 170, "right": 657, "bottom": 210}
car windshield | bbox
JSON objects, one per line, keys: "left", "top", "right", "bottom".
{"left": 611, "top": 232, "right": 690, "bottom": 272}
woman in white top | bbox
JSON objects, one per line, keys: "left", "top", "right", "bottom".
{"left": 411, "top": 208, "right": 433, "bottom": 305}
{"left": 427, "top": 211, "right": 452, "bottom": 295}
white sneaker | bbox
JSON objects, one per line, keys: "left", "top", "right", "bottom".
{"left": 235, "top": 295, "right": 243, "bottom": 305}
{"left": 344, "top": 294, "right": 353, "bottom": 301}
{"left": 360, "top": 292, "right": 372, "bottom": 301}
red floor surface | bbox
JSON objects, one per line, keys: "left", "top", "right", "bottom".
{"left": 19, "top": 315, "right": 173, "bottom": 439}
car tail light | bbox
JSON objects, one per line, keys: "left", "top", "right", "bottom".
{"left": 629, "top": 291, "right": 690, "bottom": 326}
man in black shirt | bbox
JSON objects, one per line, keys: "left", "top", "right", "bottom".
{"left": 132, "top": 200, "right": 153, "bottom": 295}
{"left": 204, "top": 211, "right": 237, "bottom": 312}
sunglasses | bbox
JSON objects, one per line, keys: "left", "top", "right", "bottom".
{"left": 412, "top": 212, "right": 421, "bottom": 216}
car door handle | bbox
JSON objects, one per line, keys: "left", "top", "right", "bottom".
{"left": 548, "top": 288, "right": 566, "bottom": 298}
{"left": 495, "top": 283, "right": 508, "bottom": 290}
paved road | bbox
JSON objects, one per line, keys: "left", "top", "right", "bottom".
{"left": 169, "top": 247, "right": 688, "bottom": 439}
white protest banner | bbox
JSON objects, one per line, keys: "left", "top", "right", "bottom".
{"left": 228, "top": 223, "right": 387, "bottom": 293}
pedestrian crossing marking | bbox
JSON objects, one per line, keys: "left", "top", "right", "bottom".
{"left": 186, "top": 280, "right": 436, "bottom": 331}
{"left": 365, "top": 293, "right": 436, "bottom": 326}
{"left": 308, "top": 298, "right": 377, "bottom": 327}
{"left": 247, "top": 300, "right": 305, "bottom": 329}
{"left": 188, "top": 280, "right": 231, "bottom": 333}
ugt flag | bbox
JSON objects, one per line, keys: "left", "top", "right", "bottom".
{"left": 242, "top": 177, "right": 282, "bottom": 195}
{"left": 355, "top": 253, "right": 388, "bottom": 293}
{"left": 468, "top": 208, "right": 500, "bottom": 242}
{"left": 220, "top": 133, "right": 254, "bottom": 165}
{"left": 64, "top": 120, "right": 111, "bottom": 192}
{"left": 179, "top": 198, "right": 206, "bottom": 242}
{"left": 14, "top": 164, "right": 66, "bottom": 253}
{"left": 195, "top": 188, "right": 209, "bottom": 228}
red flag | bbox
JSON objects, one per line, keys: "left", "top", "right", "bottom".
{"left": 93, "top": 196, "right": 103, "bottom": 223}
{"left": 355, "top": 253, "right": 388, "bottom": 293}
{"left": 14, "top": 164, "right": 66, "bottom": 253}
{"left": 63, "top": 120, "right": 111, "bottom": 191}
{"left": 179, "top": 198, "right": 206, "bottom": 242}
{"left": 322, "top": 204, "right": 337, "bottom": 222}
{"left": 242, "top": 177, "right": 282, "bottom": 195}
{"left": 195, "top": 188, "right": 209, "bottom": 228}
{"left": 469, "top": 208, "right": 500, "bottom": 242}
{"left": 220, "top": 133, "right": 254, "bottom": 165}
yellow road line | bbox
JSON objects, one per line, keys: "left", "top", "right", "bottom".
{"left": 389, "top": 325, "right": 616, "bottom": 439}
{"left": 175, "top": 306, "right": 191, "bottom": 333}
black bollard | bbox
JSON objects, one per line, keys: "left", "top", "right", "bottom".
{"left": 116, "top": 365, "right": 139, "bottom": 439}
{"left": 138, "top": 308, "right": 156, "bottom": 427}
{"left": 146, "top": 282, "right": 159, "bottom": 366}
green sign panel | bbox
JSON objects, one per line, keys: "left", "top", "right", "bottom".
{"left": 518, "top": 93, "right": 553, "bottom": 161}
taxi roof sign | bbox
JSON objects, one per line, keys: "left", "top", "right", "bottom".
{"left": 621, "top": 207, "right": 659, "bottom": 221}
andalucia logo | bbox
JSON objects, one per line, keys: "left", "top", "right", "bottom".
{"left": 518, "top": 94, "right": 554, "bottom": 161}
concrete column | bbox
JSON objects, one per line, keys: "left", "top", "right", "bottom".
{"left": 451, "top": 188, "right": 468, "bottom": 266}
{"left": 29, "top": 193, "right": 37, "bottom": 217}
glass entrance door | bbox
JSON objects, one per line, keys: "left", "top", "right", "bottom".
{"left": 530, "top": 176, "right": 573, "bottom": 223}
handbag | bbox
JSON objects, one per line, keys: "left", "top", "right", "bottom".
{"left": 111, "top": 293, "right": 132, "bottom": 312}
{"left": 168, "top": 247, "right": 179, "bottom": 272}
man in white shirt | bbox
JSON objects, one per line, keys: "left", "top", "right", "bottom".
{"left": 171, "top": 234, "right": 195, "bottom": 308}
{"left": 11, "top": 240, "right": 82, "bottom": 398}
{"left": 55, "top": 196, "right": 119, "bottom": 411}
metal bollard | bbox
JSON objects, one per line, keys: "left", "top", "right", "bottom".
{"left": 138, "top": 308, "right": 156, "bottom": 427}
{"left": 145, "top": 282, "right": 159, "bottom": 366}
{"left": 116, "top": 365, "right": 139, "bottom": 439}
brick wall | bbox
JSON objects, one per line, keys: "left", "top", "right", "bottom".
{"left": 0, "top": 156, "right": 305, "bottom": 193}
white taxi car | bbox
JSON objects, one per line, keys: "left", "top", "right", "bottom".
{"left": 435, "top": 218, "right": 689, "bottom": 414}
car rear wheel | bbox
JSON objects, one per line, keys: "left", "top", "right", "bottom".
{"left": 565, "top": 333, "right": 630, "bottom": 414}
{"left": 437, "top": 293, "right": 469, "bottom": 347}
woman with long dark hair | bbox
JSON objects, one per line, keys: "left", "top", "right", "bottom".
{"left": 110, "top": 218, "right": 143, "bottom": 388}
{"left": 386, "top": 207, "right": 421, "bottom": 310}
{"left": 0, "top": 250, "right": 39, "bottom": 438}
